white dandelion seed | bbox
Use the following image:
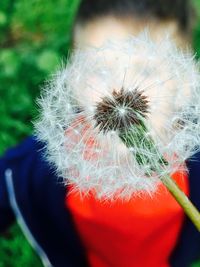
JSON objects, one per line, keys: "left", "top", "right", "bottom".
{"left": 35, "top": 34, "right": 200, "bottom": 201}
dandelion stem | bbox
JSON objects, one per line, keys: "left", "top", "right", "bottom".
{"left": 161, "top": 175, "right": 200, "bottom": 232}
{"left": 119, "top": 124, "right": 200, "bottom": 232}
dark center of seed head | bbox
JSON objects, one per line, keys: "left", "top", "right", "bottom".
{"left": 94, "top": 88, "right": 149, "bottom": 133}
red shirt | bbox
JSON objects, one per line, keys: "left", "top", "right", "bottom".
{"left": 66, "top": 171, "right": 189, "bottom": 267}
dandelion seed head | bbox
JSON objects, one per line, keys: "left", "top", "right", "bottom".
{"left": 35, "top": 33, "right": 200, "bottom": 200}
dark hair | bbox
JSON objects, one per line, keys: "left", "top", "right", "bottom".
{"left": 76, "top": 0, "right": 193, "bottom": 30}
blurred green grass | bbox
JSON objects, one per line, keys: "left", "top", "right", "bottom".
{"left": 0, "top": 0, "right": 200, "bottom": 266}
{"left": 0, "top": 0, "right": 80, "bottom": 153}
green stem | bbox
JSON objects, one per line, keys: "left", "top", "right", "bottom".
{"left": 161, "top": 175, "right": 200, "bottom": 232}
{"left": 119, "top": 124, "right": 200, "bottom": 232}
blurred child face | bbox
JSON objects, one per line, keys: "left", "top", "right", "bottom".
{"left": 72, "top": 15, "right": 193, "bottom": 146}
{"left": 73, "top": 15, "right": 191, "bottom": 50}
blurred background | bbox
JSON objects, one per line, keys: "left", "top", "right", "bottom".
{"left": 0, "top": 0, "right": 200, "bottom": 266}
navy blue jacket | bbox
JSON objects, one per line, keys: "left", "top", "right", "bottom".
{"left": 0, "top": 136, "right": 200, "bottom": 267}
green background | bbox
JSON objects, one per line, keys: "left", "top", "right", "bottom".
{"left": 0, "top": 0, "right": 200, "bottom": 266}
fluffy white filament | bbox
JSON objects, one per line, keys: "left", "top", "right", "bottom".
{"left": 35, "top": 34, "right": 200, "bottom": 199}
